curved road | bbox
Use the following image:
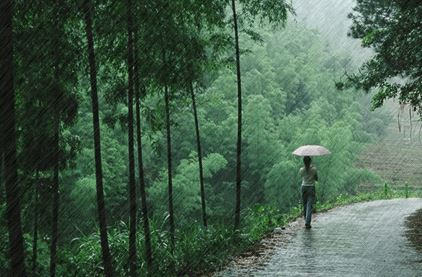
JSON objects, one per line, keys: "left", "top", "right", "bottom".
{"left": 217, "top": 199, "right": 422, "bottom": 277}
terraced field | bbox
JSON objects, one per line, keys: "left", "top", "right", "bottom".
{"left": 358, "top": 104, "right": 422, "bottom": 193}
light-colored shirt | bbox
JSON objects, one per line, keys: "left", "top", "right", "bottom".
{"left": 299, "top": 166, "right": 318, "bottom": 186}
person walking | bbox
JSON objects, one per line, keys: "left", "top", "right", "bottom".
{"left": 299, "top": 156, "right": 318, "bottom": 229}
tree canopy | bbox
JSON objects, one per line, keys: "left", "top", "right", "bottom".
{"left": 346, "top": 0, "right": 422, "bottom": 113}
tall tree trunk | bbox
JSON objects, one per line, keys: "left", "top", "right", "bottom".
{"left": 49, "top": 57, "right": 60, "bottom": 277}
{"left": 164, "top": 84, "right": 175, "bottom": 253}
{"left": 83, "top": 1, "right": 114, "bottom": 276}
{"left": 32, "top": 171, "right": 39, "bottom": 275}
{"left": 409, "top": 107, "right": 412, "bottom": 141}
{"left": 126, "top": 0, "right": 137, "bottom": 275}
{"left": 133, "top": 34, "right": 153, "bottom": 274}
{"left": 231, "top": 0, "right": 242, "bottom": 230}
{"left": 50, "top": 2, "right": 61, "bottom": 275}
{"left": 0, "top": 152, "right": 4, "bottom": 202}
{"left": 0, "top": 1, "right": 27, "bottom": 275}
{"left": 190, "top": 83, "right": 207, "bottom": 227}
{"left": 0, "top": 135, "right": 3, "bottom": 205}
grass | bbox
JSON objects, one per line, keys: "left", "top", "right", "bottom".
{"left": 316, "top": 183, "right": 421, "bottom": 212}
{"left": 11, "top": 185, "right": 420, "bottom": 277}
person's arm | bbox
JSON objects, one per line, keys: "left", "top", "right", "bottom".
{"left": 314, "top": 168, "right": 318, "bottom": 182}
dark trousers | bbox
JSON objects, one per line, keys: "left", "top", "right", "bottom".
{"left": 302, "top": 186, "right": 315, "bottom": 226}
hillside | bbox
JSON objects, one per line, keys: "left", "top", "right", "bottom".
{"left": 358, "top": 101, "right": 422, "bottom": 193}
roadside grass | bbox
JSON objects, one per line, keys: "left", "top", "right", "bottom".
{"left": 13, "top": 184, "right": 420, "bottom": 277}
{"left": 316, "top": 183, "right": 422, "bottom": 212}
{"left": 187, "top": 184, "right": 422, "bottom": 276}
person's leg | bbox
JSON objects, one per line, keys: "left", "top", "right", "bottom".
{"left": 301, "top": 186, "right": 306, "bottom": 219}
{"left": 305, "top": 187, "right": 315, "bottom": 227}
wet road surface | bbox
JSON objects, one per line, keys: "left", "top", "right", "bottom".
{"left": 217, "top": 199, "right": 422, "bottom": 277}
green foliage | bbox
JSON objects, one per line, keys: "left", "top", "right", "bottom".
{"left": 240, "top": 0, "right": 294, "bottom": 27}
{"left": 2, "top": 186, "right": 420, "bottom": 276}
{"left": 265, "top": 160, "right": 298, "bottom": 211}
{"left": 149, "top": 152, "right": 227, "bottom": 224}
{"left": 57, "top": 222, "right": 241, "bottom": 276}
{"left": 45, "top": 22, "right": 390, "bottom": 274}
{"left": 316, "top": 184, "right": 422, "bottom": 212}
{"left": 1, "top": 2, "right": 397, "bottom": 274}
{"left": 71, "top": 177, "right": 96, "bottom": 206}
{"left": 244, "top": 205, "right": 284, "bottom": 241}
{"left": 346, "top": 0, "right": 422, "bottom": 114}
{"left": 23, "top": 234, "right": 50, "bottom": 277}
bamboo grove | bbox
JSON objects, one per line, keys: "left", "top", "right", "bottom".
{"left": 0, "top": 0, "right": 394, "bottom": 276}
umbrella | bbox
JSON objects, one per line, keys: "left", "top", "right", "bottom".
{"left": 292, "top": 145, "right": 331, "bottom": 157}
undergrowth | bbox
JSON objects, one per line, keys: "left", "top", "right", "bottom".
{"left": 5, "top": 185, "right": 420, "bottom": 277}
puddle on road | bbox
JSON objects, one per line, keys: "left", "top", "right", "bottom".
{"left": 405, "top": 208, "right": 422, "bottom": 255}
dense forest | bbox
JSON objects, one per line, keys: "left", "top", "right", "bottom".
{"left": 1, "top": 0, "right": 419, "bottom": 276}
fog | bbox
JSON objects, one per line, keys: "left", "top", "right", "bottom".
{"left": 293, "top": 0, "right": 373, "bottom": 66}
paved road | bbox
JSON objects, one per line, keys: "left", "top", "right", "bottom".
{"left": 217, "top": 199, "right": 422, "bottom": 277}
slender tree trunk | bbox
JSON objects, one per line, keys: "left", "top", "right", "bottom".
{"left": 409, "top": 107, "right": 412, "bottom": 141}
{"left": 49, "top": 64, "right": 60, "bottom": 277}
{"left": 32, "top": 171, "right": 39, "bottom": 275}
{"left": 190, "top": 83, "right": 207, "bottom": 227}
{"left": 0, "top": 152, "right": 4, "bottom": 201}
{"left": 133, "top": 34, "right": 153, "bottom": 274}
{"left": 0, "top": 1, "right": 27, "bottom": 275}
{"left": 0, "top": 134, "right": 3, "bottom": 205}
{"left": 0, "top": 121, "right": 3, "bottom": 198}
{"left": 50, "top": 2, "right": 61, "bottom": 275}
{"left": 83, "top": 1, "right": 114, "bottom": 276}
{"left": 126, "top": 0, "right": 137, "bottom": 275}
{"left": 164, "top": 84, "right": 175, "bottom": 252}
{"left": 231, "top": 0, "right": 242, "bottom": 230}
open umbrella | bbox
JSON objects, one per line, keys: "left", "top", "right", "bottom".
{"left": 292, "top": 145, "right": 331, "bottom": 156}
